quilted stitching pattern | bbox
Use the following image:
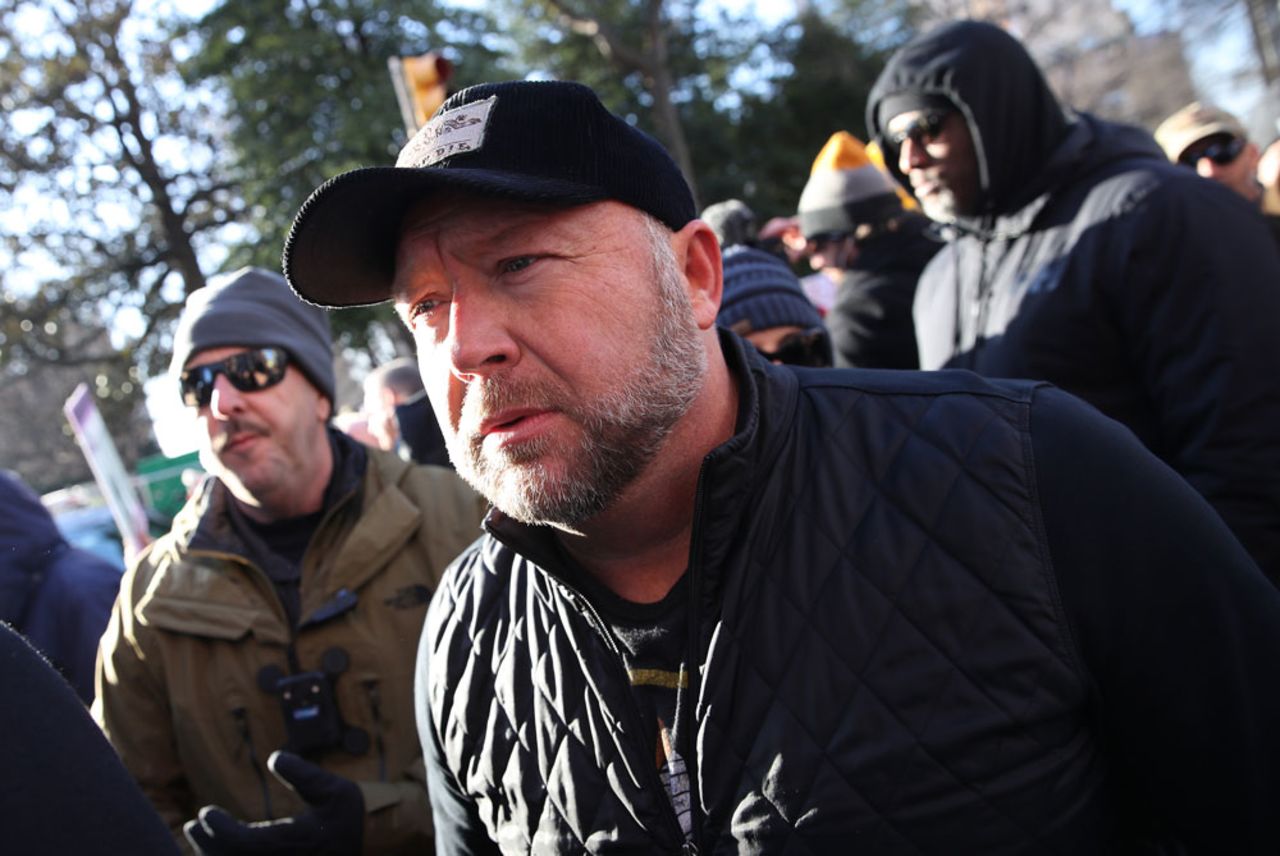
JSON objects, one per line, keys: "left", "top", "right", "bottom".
{"left": 428, "top": 365, "right": 1098, "bottom": 854}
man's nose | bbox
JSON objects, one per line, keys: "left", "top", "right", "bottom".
{"left": 899, "top": 136, "right": 931, "bottom": 172}
{"left": 446, "top": 288, "right": 519, "bottom": 381}
{"left": 209, "top": 374, "right": 245, "bottom": 419}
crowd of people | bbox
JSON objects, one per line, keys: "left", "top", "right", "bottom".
{"left": 5, "top": 17, "right": 1280, "bottom": 855}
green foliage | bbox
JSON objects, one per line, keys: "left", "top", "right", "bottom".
{"left": 721, "top": 9, "right": 906, "bottom": 220}
{"left": 0, "top": 0, "right": 240, "bottom": 373}
{"left": 182, "top": 0, "right": 509, "bottom": 351}
{"left": 485, "top": 0, "right": 908, "bottom": 221}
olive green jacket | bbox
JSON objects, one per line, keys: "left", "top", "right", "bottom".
{"left": 93, "top": 444, "right": 485, "bottom": 854}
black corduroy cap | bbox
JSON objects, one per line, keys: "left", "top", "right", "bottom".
{"left": 283, "top": 80, "right": 697, "bottom": 308}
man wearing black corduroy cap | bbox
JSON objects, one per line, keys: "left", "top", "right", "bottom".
{"left": 286, "top": 79, "right": 1280, "bottom": 853}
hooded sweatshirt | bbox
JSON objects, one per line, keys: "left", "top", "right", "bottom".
{"left": 866, "top": 20, "right": 1280, "bottom": 580}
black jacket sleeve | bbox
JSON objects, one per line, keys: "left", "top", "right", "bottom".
{"left": 416, "top": 614, "right": 502, "bottom": 855}
{"left": 1115, "top": 177, "right": 1280, "bottom": 580}
{"left": 1031, "top": 385, "right": 1280, "bottom": 852}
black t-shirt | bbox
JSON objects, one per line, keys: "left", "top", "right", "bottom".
{"left": 571, "top": 570, "right": 694, "bottom": 841}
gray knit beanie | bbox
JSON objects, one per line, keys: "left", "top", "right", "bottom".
{"left": 170, "top": 267, "right": 335, "bottom": 403}
{"left": 718, "top": 246, "right": 824, "bottom": 334}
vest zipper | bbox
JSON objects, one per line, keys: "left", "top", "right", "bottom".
{"left": 680, "top": 471, "right": 711, "bottom": 855}
{"left": 232, "top": 706, "right": 274, "bottom": 819}
{"left": 552, "top": 577, "right": 690, "bottom": 852}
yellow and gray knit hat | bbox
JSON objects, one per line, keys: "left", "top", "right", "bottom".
{"left": 796, "top": 131, "right": 901, "bottom": 240}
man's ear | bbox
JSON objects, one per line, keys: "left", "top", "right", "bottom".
{"left": 673, "top": 219, "right": 723, "bottom": 331}
{"left": 317, "top": 392, "right": 333, "bottom": 424}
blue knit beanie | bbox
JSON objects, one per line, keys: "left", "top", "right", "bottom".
{"left": 718, "top": 246, "right": 824, "bottom": 334}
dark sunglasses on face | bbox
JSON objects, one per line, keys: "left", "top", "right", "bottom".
{"left": 179, "top": 347, "right": 290, "bottom": 408}
{"left": 886, "top": 109, "right": 951, "bottom": 152}
{"left": 1179, "top": 134, "right": 1245, "bottom": 167}
{"left": 754, "top": 327, "right": 831, "bottom": 368}
{"left": 807, "top": 231, "right": 851, "bottom": 250}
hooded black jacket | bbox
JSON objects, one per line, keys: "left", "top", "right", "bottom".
{"left": 867, "top": 20, "right": 1280, "bottom": 581}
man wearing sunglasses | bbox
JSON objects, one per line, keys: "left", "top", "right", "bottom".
{"left": 869, "top": 20, "right": 1280, "bottom": 580}
{"left": 716, "top": 243, "right": 833, "bottom": 367}
{"left": 1156, "top": 103, "right": 1263, "bottom": 203}
{"left": 795, "top": 131, "right": 939, "bottom": 369}
{"left": 1156, "top": 102, "right": 1280, "bottom": 246}
{"left": 93, "top": 267, "right": 486, "bottom": 854}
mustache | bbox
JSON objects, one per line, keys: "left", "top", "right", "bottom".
{"left": 459, "top": 375, "right": 567, "bottom": 436}
{"left": 210, "top": 418, "right": 267, "bottom": 454}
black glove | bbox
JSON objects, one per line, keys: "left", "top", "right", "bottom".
{"left": 183, "top": 750, "right": 364, "bottom": 855}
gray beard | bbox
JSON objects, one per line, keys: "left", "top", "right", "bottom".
{"left": 447, "top": 226, "right": 707, "bottom": 529}
{"left": 919, "top": 187, "right": 962, "bottom": 224}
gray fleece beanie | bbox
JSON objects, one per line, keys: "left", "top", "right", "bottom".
{"left": 170, "top": 267, "right": 335, "bottom": 403}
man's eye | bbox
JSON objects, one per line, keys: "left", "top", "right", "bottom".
{"left": 408, "top": 299, "right": 445, "bottom": 323}
{"left": 501, "top": 256, "right": 536, "bottom": 274}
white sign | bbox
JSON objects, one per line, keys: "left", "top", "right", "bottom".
{"left": 64, "top": 383, "right": 150, "bottom": 563}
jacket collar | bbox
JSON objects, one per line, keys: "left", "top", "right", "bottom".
{"left": 140, "top": 432, "right": 424, "bottom": 636}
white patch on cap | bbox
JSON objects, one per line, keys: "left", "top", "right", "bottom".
{"left": 397, "top": 96, "right": 497, "bottom": 168}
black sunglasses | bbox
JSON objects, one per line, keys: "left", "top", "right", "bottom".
{"left": 806, "top": 231, "right": 851, "bottom": 248}
{"left": 179, "top": 347, "right": 290, "bottom": 407}
{"left": 754, "top": 327, "right": 831, "bottom": 368}
{"left": 1179, "top": 134, "right": 1245, "bottom": 167}
{"left": 886, "top": 109, "right": 951, "bottom": 151}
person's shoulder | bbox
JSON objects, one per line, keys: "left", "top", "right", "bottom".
{"left": 1071, "top": 141, "right": 1243, "bottom": 217}
{"left": 781, "top": 369, "right": 1046, "bottom": 467}
{"left": 1086, "top": 156, "right": 1278, "bottom": 258}
{"left": 116, "top": 485, "right": 232, "bottom": 609}
{"left": 794, "top": 365, "right": 1042, "bottom": 406}
{"left": 118, "top": 529, "right": 179, "bottom": 599}
{"left": 367, "top": 448, "right": 488, "bottom": 526}
{"left": 423, "top": 533, "right": 515, "bottom": 649}
{"left": 41, "top": 545, "right": 121, "bottom": 600}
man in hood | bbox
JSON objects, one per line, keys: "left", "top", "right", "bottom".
{"left": 868, "top": 19, "right": 1280, "bottom": 581}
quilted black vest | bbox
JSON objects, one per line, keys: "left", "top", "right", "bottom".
{"left": 424, "top": 340, "right": 1104, "bottom": 854}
